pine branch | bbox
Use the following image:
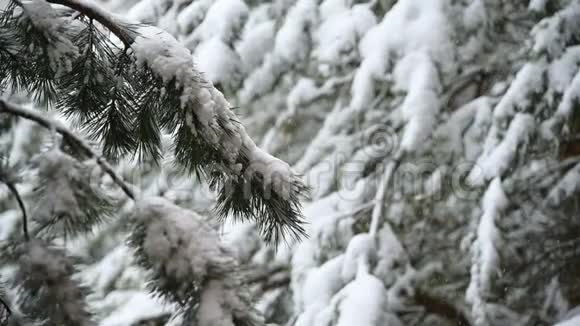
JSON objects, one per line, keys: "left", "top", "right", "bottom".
{"left": 0, "top": 0, "right": 80, "bottom": 105}
{"left": 15, "top": 240, "right": 94, "bottom": 326}
{"left": 1, "top": 1, "right": 308, "bottom": 244}
{"left": 0, "top": 99, "right": 136, "bottom": 200}
{"left": 129, "top": 198, "right": 265, "bottom": 326}
{"left": 89, "top": 86, "right": 137, "bottom": 160}
{"left": 57, "top": 19, "right": 117, "bottom": 123}
{"left": 45, "top": 0, "right": 135, "bottom": 48}
{"left": 0, "top": 25, "right": 26, "bottom": 92}
{"left": 31, "top": 149, "right": 115, "bottom": 238}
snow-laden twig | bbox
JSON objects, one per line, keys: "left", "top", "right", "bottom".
{"left": 130, "top": 197, "right": 265, "bottom": 326}
{"left": 0, "top": 99, "right": 136, "bottom": 200}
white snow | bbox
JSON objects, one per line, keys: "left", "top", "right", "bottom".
{"left": 478, "top": 178, "right": 508, "bottom": 289}
{"left": 466, "top": 178, "right": 509, "bottom": 325}
{"left": 135, "top": 197, "right": 220, "bottom": 281}
{"left": 198, "top": 280, "right": 235, "bottom": 326}
{"left": 236, "top": 18, "right": 276, "bottom": 72}
{"left": 82, "top": 245, "right": 133, "bottom": 295}
{"left": 548, "top": 46, "right": 580, "bottom": 94}
{"left": 349, "top": 0, "right": 452, "bottom": 156}
{"left": 126, "top": 0, "right": 162, "bottom": 22}
{"left": 133, "top": 197, "right": 263, "bottom": 326}
{"left": 469, "top": 113, "right": 535, "bottom": 185}
{"left": 554, "top": 314, "right": 580, "bottom": 326}
{"left": 341, "top": 233, "right": 376, "bottom": 281}
{"left": 193, "top": 0, "right": 248, "bottom": 43}
{"left": 555, "top": 71, "right": 580, "bottom": 122}
{"left": 6, "top": 1, "right": 580, "bottom": 325}
{"left": 374, "top": 225, "right": 408, "bottom": 287}
{"left": 333, "top": 272, "right": 394, "bottom": 326}
{"left": 529, "top": 0, "right": 547, "bottom": 12}
{"left": 0, "top": 210, "right": 18, "bottom": 241}
{"left": 132, "top": 25, "right": 299, "bottom": 196}
{"left": 294, "top": 254, "right": 345, "bottom": 325}
{"left": 531, "top": 1, "right": 580, "bottom": 57}
{"left": 394, "top": 52, "right": 441, "bottom": 151}
{"left": 176, "top": 0, "right": 213, "bottom": 34}
{"left": 194, "top": 36, "right": 241, "bottom": 84}
{"left": 463, "top": 0, "right": 487, "bottom": 31}
{"left": 273, "top": 0, "right": 316, "bottom": 64}
{"left": 493, "top": 63, "right": 546, "bottom": 121}
{"left": 314, "top": 2, "right": 376, "bottom": 67}
{"left": 239, "top": 0, "right": 316, "bottom": 103}
{"left": 20, "top": 0, "right": 79, "bottom": 76}
{"left": 132, "top": 26, "right": 200, "bottom": 108}
{"left": 99, "top": 291, "right": 170, "bottom": 326}
{"left": 32, "top": 149, "right": 87, "bottom": 227}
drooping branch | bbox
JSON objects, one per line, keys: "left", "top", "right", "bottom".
{"left": 0, "top": 99, "right": 136, "bottom": 200}
{"left": 45, "top": 0, "right": 135, "bottom": 48}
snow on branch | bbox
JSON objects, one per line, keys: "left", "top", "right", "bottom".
{"left": 31, "top": 148, "right": 115, "bottom": 237}
{"left": 129, "top": 197, "right": 264, "bottom": 326}
{"left": 0, "top": 99, "right": 136, "bottom": 200}
{"left": 466, "top": 178, "right": 509, "bottom": 326}
{"left": 45, "top": 0, "right": 135, "bottom": 47}
{"left": 130, "top": 25, "right": 307, "bottom": 243}
{"left": 3, "top": 0, "right": 307, "bottom": 243}
{"left": 468, "top": 113, "right": 535, "bottom": 186}
{"left": 15, "top": 240, "right": 94, "bottom": 325}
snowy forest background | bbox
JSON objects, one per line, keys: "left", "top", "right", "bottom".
{"left": 1, "top": 0, "right": 580, "bottom": 325}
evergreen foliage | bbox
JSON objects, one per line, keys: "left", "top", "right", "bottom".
{"left": 0, "top": 0, "right": 307, "bottom": 244}
{"left": 0, "top": 0, "right": 307, "bottom": 324}
{"left": 2, "top": 0, "right": 580, "bottom": 325}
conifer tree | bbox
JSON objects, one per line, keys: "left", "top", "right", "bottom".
{"left": 3, "top": 0, "right": 580, "bottom": 325}
{"left": 0, "top": 0, "right": 307, "bottom": 324}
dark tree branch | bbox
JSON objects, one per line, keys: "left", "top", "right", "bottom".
{"left": 0, "top": 99, "right": 136, "bottom": 201}
{"left": 4, "top": 182, "right": 28, "bottom": 241}
{"left": 45, "top": 0, "right": 135, "bottom": 48}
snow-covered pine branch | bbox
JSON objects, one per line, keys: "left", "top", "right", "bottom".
{"left": 130, "top": 25, "right": 307, "bottom": 243}
{"left": 0, "top": 99, "right": 136, "bottom": 200}
{"left": 0, "top": 0, "right": 307, "bottom": 243}
{"left": 129, "top": 197, "right": 264, "bottom": 326}
{"left": 3, "top": 0, "right": 580, "bottom": 324}
{"left": 15, "top": 240, "right": 94, "bottom": 325}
